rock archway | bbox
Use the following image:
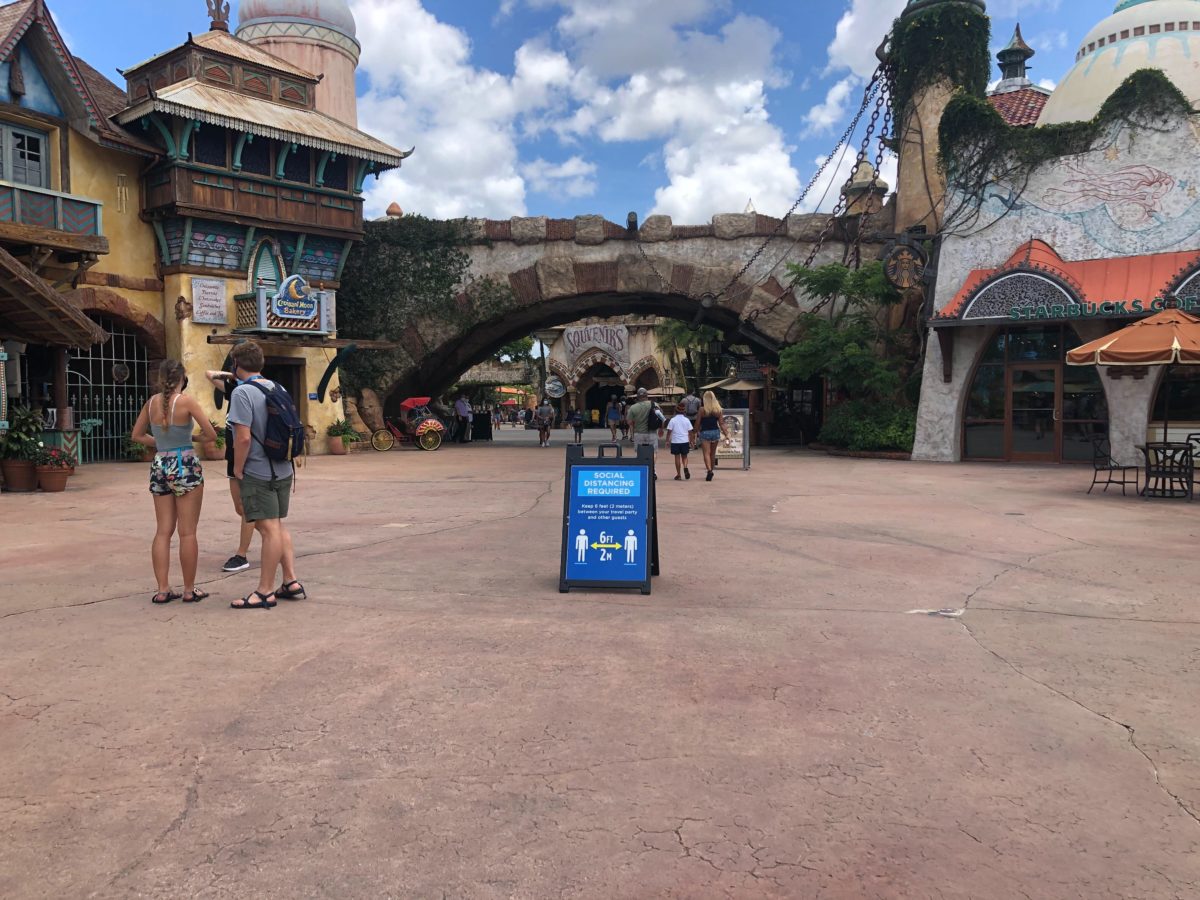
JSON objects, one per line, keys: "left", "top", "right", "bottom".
{"left": 369, "top": 210, "right": 888, "bottom": 400}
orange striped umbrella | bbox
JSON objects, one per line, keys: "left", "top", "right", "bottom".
{"left": 1066, "top": 307, "right": 1200, "bottom": 366}
{"left": 1067, "top": 306, "right": 1200, "bottom": 440}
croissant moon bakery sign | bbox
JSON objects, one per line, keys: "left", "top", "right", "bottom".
{"left": 272, "top": 275, "right": 319, "bottom": 321}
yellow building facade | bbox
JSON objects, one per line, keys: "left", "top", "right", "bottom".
{"left": 0, "top": 0, "right": 407, "bottom": 464}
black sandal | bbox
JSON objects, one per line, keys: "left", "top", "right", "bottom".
{"left": 182, "top": 589, "right": 209, "bottom": 603}
{"left": 152, "top": 590, "right": 181, "bottom": 604}
{"left": 231, "top": 591, "right": 272, "bottom": 610}
{"left": 276, "top": 581, "right": 306, "bottom": 601}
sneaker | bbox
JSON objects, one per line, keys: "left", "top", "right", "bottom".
{"left": 706, "top": 471, "right": 714, "bottom": 482}
{"left": 222, "top": 554, "right": 249, "bottom": 572}
{"left": 684, "top": 467, "right": 691, "bottom": 480}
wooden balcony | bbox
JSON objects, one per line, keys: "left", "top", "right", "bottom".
{"left": 0, "top": 181, "right": 108, "bottom": 255}
{"left": 145, "top": 165, "right": 363, "bottom": 238}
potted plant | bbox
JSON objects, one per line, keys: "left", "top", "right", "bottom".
{"left": 33, "top": 445, "right": 76, "bottom": 492}
{"left": 124, "top": 435, "right": 154, "bottom": 463}
{"left": 0, "top": 404, "right": 44, "bottom": 492}
{"left": 326, "top": 419, "right": 360, "bottom": 455}
{"left": 198, "top": 419, "right": 225, "bottom": 461}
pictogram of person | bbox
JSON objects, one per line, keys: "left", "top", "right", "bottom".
{"left": 575, "top": 529, "right": 589, "bottom": 562}
{"left": 624, "top": 529, "right": 638, "bottom": 563}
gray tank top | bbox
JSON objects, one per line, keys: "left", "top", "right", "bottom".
{"left": 151, "top": 395, "right": 194, "bottom": 451}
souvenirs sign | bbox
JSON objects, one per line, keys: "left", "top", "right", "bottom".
{"left": 191, "top": 277, "right": 227, "bottom": 325}
{"left": 271, "top": 275, "right": 319, "bottom": 321}
{"left": 564, "top": 324, "right": 630, "bottom": 370}
{"left": 715, "top": 408, "right": 751, "bottom": 470}
{"left": 560, "top": 444, "right": 659, "bottom": 594}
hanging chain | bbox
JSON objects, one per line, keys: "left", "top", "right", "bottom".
{"left": 752, "top": 72, "right": 892, "bottom": 322}
{"left": 636, "top": 71, "right": 883, "bottom": 304}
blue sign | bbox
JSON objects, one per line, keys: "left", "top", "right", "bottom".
{"left": 271, "top": 275, "right": 319, "bottom": 321}
{"left": 564, "top": 465, "right": 650, "bottom": 585}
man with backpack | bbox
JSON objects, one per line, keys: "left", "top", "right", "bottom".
{"left": 682, "top": 390, "right": 702, "bottom": 447}
{"left": 227, "top": 341, "right": 306, "bottom": 610}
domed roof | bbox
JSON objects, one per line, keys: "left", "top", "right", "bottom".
{"left": 237, "top": 0, "right": 356, "bottom": 40}
{"left": 1038, "top": 0, "right": 1200, "bottom": 124}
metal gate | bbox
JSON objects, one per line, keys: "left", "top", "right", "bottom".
{"left": 68, "top": 315, "right": 150, "bottom": 462}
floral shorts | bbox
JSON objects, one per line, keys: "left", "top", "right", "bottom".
{"left": 149, "top": 450, "right": 204, "bottom": 497}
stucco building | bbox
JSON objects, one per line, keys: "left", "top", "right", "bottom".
{"left": 907, "top": 0, "right": 1200, "bottom": 464}
{"left": 0, "top": 0, "right": 407, "bottom": 463}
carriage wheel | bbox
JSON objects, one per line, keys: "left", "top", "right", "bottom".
{"left": 370, "top": 428, "right": 396, "bottom": 452}
{"left": 418, "top": 430, "right": 442, "bottom": 451}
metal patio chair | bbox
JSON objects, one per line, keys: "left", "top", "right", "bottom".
{"left": 1089, "top": 436, "right": 1139, "bottom": 496}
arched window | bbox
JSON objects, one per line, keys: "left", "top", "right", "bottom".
{"left": 249, "top": 240, "right": 283, "bottom": 291}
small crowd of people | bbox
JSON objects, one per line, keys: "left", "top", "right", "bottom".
{"left": 558, "top": 388, "right": 730, "bottom": 481}
{"left": 130, "top": 341, "right": 304, "bottom": 610}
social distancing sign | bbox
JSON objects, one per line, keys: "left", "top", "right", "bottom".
{"left": 560, "top": 444, "right": 659, "bottom": 594}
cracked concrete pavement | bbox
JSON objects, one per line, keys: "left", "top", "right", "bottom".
{"left": 2, "top": 444, "right": 1199, "bottom": 898}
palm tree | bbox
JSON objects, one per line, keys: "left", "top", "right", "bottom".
{"left": 656, "top": 318, "right": 723, "bottom": 394}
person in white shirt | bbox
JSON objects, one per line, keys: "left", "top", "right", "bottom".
{"left": 665, "top": 401, "right": 694, "bottom": 481}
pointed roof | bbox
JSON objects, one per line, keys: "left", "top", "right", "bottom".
{"left": 999, "top": 24, "right": 1034, "bottom": 60}
{"left": 0, "top": 2, "right": 157, "bottom": 155}
{"left": 123, "top": 27, "right": 317, "bottom": 82}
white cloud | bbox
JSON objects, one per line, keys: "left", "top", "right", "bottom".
{"left": 1029, "top": 29, "right": 1068, "bottom": 52}
{"left": 987, "top": 0, "right": 1061, "bottom": 16}
{"left": 355, "top": 0, "right": 803, "bottom": 222}
{"left": 826, "top": 0, "right": 906, "bottom": 79}
{"left": 803, "top": 76, "right": 860, "bottom": 137}
{"left": 523, "top": 156, "right": 598, "bottom": 198}
{"left": 1037, "top": 78, "right": 1057, "bottom": 91}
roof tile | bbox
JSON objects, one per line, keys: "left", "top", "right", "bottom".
{"left": 988, "top": 88, "right": 1050, "bottom": 127}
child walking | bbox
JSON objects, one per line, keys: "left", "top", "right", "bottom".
{"left": 665, "top": 401, "right": 694, "bottom": 481}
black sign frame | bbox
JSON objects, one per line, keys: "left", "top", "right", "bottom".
{"left": 559, "top": 443, "right": 659, "bottom": 594}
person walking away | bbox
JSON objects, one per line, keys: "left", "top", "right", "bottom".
{"left": 605, "top": 395, "right": 622, "bottom": 441}
{"left": 665, "top": 401, "right": 694, "bottom": 480}
{"left": 695, "top": 390, "right": 729, "bottom": 482}
{"left": 682, "top": 390, "right": 702, "bottom": 420}
{"left": 454, "top": 394, "right": 472, "bottom": 444}
{"left": 207, "top": 368, "right": 256, "bottom": 572}
{"left": 131, "top": 359, "right": 220, "bottom": 604}
{"left": 568, "top": 406, "right": 584, "bottom": 444}
{"left": 536, "top": 397, "right": 555, "bottom": 447}
{"left": 227, "top": 341, "right": 304, "bottom": 610}
{"left": 626, "top": 387, "right": 664, "bottom": 474}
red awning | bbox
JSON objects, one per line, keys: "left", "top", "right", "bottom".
{"left": 936, "top": 240, "right": 1200, "bottom": 322}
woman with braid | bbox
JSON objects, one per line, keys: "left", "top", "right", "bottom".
{"left": 131, "top": 360, "right": 220, "bottom": 604}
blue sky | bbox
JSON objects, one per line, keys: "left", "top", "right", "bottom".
{"left": 50, "top": 0, "right": 1101, "bottom": 223}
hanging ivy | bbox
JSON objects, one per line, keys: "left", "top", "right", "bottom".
{"left": 337, "top": 214, "right": 514, "bottom": 394}
{"left": 885, "top": 2, "right": 990, "bottom": 131}
{"left": 938, "top": 68, "right": 1194, "bottom": 233}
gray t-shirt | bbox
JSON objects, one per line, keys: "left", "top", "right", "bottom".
{"left": 228, "top": 378, "right": 294, "bottom": 481}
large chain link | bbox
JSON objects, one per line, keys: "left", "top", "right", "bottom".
{"left": 755, "top": 74, "right": 892, "bottom": 321}
{"left": 636, "top": 71, "right": 883, "bottom": 306}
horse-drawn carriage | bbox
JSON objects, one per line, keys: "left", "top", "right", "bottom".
{"left": 370, "top": 397, "right": 446, "bottom": 451}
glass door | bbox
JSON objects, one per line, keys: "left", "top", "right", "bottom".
{"left": 1007, "top": 365, "right": 1060, "bottom": 462}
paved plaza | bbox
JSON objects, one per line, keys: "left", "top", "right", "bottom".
{"left": 3, "top": 440, "right": 1199, "bottom": 898}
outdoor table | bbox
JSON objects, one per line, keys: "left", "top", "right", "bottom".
{"left": 1137, "top": 442, "right": 1194, "bottom": 499}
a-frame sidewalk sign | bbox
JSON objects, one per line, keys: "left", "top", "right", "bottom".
{"left": 559, "top": 443, "right": 659, "bottom": 594}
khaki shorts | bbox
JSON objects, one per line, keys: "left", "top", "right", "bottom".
{"left": 239, "top": 474, "right": 292, "bottom": 522}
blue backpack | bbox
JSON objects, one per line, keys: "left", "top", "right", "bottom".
{"left": 242, "top": 380, "right": 306, "bottom": 469}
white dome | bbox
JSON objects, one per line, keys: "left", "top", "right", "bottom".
{"left": 237, "top": 0, "right": 356, "bottom": 40}
{"left": 1038, "top": 0, "right": 1200, "bottom": 124}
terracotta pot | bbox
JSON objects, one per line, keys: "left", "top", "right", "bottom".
{"left": 1, "top": 459, "right": 38, "bottom": 492}
{"left": 36, "top": 466, "right": 70, "bottom": 493}
{"left": 328, "top": 436, "right": 348, "bottom": 455}
{"left": 201, "top": 443, "right": 225, "bottom": 461}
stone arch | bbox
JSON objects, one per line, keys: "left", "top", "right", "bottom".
{"left": 547, "top": 359, "right": 570, "bottom": 382}
{"left": 627, "top": 355, "right": 665, "bottom": 390}
{"left": 565, "top": 345, "right": 630, "bottom": 385}
{"left": 64, "top": 286, "right": 167, "bottom": 358}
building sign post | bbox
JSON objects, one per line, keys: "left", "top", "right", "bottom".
{"left": 716, "top": 408, "right": 751, "bottom": 470}
{"left": 191, "top": 277, "right": 227, "bottom": 325}
{"left": 560, "top": 444, "right": 659, "bottom": 594}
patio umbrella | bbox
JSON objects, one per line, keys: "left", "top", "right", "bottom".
{"left": 1066, "top": 305, "right": 1200, "bottom": 440}
{"left": 500, "top": 399, "right": 518, "bottom": 406}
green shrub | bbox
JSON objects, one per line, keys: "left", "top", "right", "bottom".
{"left": 818, "top": 401, "right": 916, "bottom": 453}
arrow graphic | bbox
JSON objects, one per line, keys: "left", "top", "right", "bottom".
{"left": 591, "top": 542, "right": 622, "bottom": 550}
